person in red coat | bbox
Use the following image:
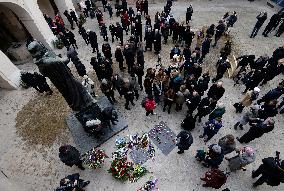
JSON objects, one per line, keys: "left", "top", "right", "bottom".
{"left": 123, "top": 11, "right": 130, "bottom": 34}
{"left": 144, "top": 95, "right": 157, "bottom": 116}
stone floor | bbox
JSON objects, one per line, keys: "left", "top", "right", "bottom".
{"left": 0, "top": 0, "right": 283, "bottom": 190}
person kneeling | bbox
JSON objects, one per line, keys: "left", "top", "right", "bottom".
{"left": 55, "top": 173, "right": 90, "bottom": 191}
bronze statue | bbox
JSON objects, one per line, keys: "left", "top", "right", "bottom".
{"left": 28, "top": 40, "right": 93, "bottom": 111}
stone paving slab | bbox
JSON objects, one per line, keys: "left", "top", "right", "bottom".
{"left": 66, "top": 96, "right": 128, "bottom": 153}
{"left": 148, "top": 121, "right": 176, "bottom": 155}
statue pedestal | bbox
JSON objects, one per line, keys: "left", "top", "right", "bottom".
{"left": 66, "top": 96, "right": 128, "bottom": 153}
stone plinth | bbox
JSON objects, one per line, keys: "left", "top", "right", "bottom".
{"left": 66, "top": 96, "right": 128, "bottom": 153}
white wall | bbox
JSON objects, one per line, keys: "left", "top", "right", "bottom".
{"left": 0, "top": 51, "right": 21, "bottom": 89}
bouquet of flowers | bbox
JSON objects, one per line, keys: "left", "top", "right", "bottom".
{"left": 83, "top": 148, "right": 108, "bottom": 169}
{"left": 140, "top": 133, "right": 150, "bottom": 149}
{"left": 115, "top": 137, "right": 127, "bottom": 148}
{"left": 108, "top": 158, "right": 134, "bottom": 181}
{"left": 128, "top": 133, "right": 139, "bottom": 149}
{"left": 137, "top": 177, "right": 159, "bottom": 191}
{"left": 128, "top": 133, "right": 149, "bottom": 149}
{"left": 52, "top": 37, "right": 64, "bottom": 49}
{"left": 130, "top": 165, "right": 148, "bottom": 183}
{"left": 147, "top": 143, "right": 156, "bottom": 160}
{"left": 112, "top": 147, "right": 128, "bottom": 160}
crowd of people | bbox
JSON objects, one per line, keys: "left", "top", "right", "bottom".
{"left": 28, "top": 0, "right": 284, "bottom": 190}
{"left": 250, "top": 10, "right": 284, "bottom": 38}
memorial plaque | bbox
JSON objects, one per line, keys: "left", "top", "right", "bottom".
{"left": 148, "top": 121, "right": 176, "bottom": 156}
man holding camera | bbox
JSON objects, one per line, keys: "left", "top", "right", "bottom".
{"left": 252, "top": 152, "right": 284, "bottom": 187}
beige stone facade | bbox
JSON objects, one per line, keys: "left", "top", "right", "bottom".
{"left": 0, "top": 0, "right": 75, "bottom": 89}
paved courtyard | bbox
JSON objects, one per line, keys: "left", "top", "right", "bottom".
{"left": 0, "top": 0, "right": 283, "bottom": 190}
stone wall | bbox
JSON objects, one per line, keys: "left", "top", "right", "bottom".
{"left": 0, "top": 173, "right": 29, "bottom": 191}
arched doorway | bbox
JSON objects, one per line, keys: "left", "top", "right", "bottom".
{"left": 0, "top": 1, "right": 55, "bottom": 89}
{"left": 0, "top": 4, "right": 31, "bottom": 63}
{"left": 0, "top": 1, "right": 55, "bottom": 48}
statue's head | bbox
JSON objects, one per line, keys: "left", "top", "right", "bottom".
{"left": 27, "top": 41, "right": 46, "bottom": 60}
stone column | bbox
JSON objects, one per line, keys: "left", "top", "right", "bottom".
{"left": 0, "top": 51, "right": 21, "bottom": 89}
{"left": 20, "top": 0, "right": 56, "bottom": 49}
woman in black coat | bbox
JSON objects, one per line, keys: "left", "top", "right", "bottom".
{"left": 115, "top": 46, "right": 125, "bottom": 70}
{"left": 66, "top": 29, "right": 78, "bottom": 49}
{"left": 59, "top": 145, "right": 85, "bottom": 170}
{"left": 133, "top": 63, "right": 144, "bottom": 90}
{"left": 78, "top": 24, "right": 89, "bottom": 45}
{"left": 197, "top": 72, "right": 210, "bottom": 96}
{"left": 88, "top": 30, "right": 98, "bottom": 53}
{"left": 90, "top": 57, "right": 103, "bottom": 81}
{"left": 74, "top": 58, "right": 87, "bottom": 77}
{"left": 137, "top": 45, "right": 145, "bottom": 68}
{"left": 181, "top": 114, "right": 196, "bottom": 130}
{"left": 195, "top": 97, "right": 217, "bottom": 122}
{"left": 153, "top": 29, "right": 162, "bottom": 54}
{"left": 176, "top": 130, "right": 193, "bottom": 154}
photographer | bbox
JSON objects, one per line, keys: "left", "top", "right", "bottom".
{"left": 55, "top": 173, "right": 90, "bottom": 191}
{"left": 252, "top": 152, "right": 284, "bottom": 187}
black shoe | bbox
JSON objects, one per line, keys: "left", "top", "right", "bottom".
{"left": 202, "top": 163, "right": 209, "bottom": 168}
{"left": 82, "top": 181, "right": 90, "bottom": 187}
{"left": 239, "top": 125, "right": 244, "bottom": 130}
{"left": 125, "top": 106, "right": 130, "bottom": 110}
{"left": 163, "top": 108, "right": 166, "bottom": 112}
{"left": 202, "top": 184, "right": 209, "bottom": 187}
{"left": 234, "top": 123, "right": 238, "bottom": 130}
{"left": 177, "top": 150, "right": 184, "bottom": 154}
{"left": 236, "top": 137, "right": 242, "bottom": 143}
{"left": 252, "top": 170, "right": 256, "bottom": 178}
